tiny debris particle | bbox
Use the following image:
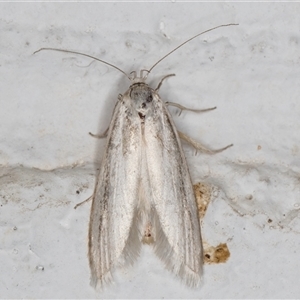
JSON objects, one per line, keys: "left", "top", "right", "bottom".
{"left": 203, "top": 243, "right": 230, "bottom": 264}
{"left": 193, "top": 182, "right": 212, "bottom": 220}
{"left": 36, "top": 265, "right": 45, "bottom": 271}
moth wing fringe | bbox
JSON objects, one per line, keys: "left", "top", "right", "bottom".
{"left": 90, "top": 209, "right": 142, "bottom": 289}
{"left": 151, "top": 208, "right": 202, "bottom": 288}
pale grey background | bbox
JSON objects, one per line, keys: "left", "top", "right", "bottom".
{"left": 1, "top": 2, "right": 300, "bottom": 298}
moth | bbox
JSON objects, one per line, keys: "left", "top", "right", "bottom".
{"left": 35, "top": 23, "right": 237, "bottom": 288}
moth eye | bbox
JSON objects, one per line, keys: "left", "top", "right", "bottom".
{"left": 141, "top": 102, "right": 146, "bottom": 108}
{"left": 147, "top": 94, "right": 153, "bottom": 103}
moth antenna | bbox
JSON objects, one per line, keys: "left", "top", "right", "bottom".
{"left": 33, "top": 47, "right": 131, "bottom": 80}
{"left": 148, "top": 23, "right": 239, "bottom": 74}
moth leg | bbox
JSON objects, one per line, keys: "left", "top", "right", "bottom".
{"left": 166, "top": 102, "right": 216, "bottom": 116}
{"left": 178, "top": 131, "right": 233, "bottom": 154}
{"left": 89, "top": 127, "right": 109, "bottom": 139}
{"left": 74, "top": 195, "right": 93, "bottom": 209}
{"left": 155, "top": 74, "right": 176, "bottom": 91}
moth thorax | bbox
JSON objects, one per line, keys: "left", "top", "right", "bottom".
{"left": 130, "top": 83, "right": 154, "bottom": 121}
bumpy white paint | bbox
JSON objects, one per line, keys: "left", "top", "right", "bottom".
{"left": 1, "top": 2, "right": 300, "bottom": 298}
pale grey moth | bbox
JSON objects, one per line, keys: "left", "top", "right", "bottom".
{"left": 34, "top": 23, "right": 237, "bottom": 288}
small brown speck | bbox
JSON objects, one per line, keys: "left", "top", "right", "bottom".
{"left": 193, "top": 182, "right": 212, "bottom": 221}
{"left": 203, "top": 243, "right": 230, "bottom": 264}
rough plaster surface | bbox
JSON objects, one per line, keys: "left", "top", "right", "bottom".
{"left": 1, "top": 2, "right": 300, "bottom": 298}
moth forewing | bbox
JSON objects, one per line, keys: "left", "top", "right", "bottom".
{"left": 88, "top": 96, "right": 142, "bottom": 287}
{"left": 144, "top": 90, "right": 203, "bottom": 286}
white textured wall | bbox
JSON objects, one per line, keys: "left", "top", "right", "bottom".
{"left": 1, "top": 2, "right": 300, "bottom": 298}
